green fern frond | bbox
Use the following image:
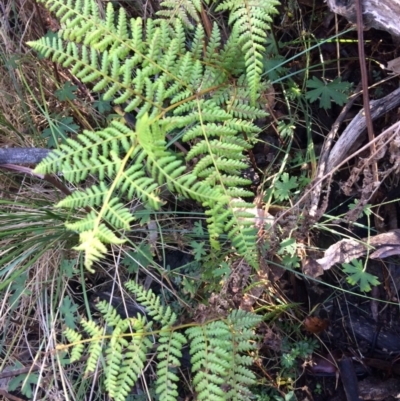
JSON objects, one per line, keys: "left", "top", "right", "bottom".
{"left": 157, "top": 0, "right": 201, "bottom": 29}
{"left": 194, "top": 157, "right": 249, "bottom": 176}
{"left": 125, "top": 280, "right": 177, "bottom": 327}
{"left": 188, "top": 140, "right": 250, "bottom": 160}
{"left": 96, "top": 300, "right": 122, "bottom": 327}
{"left": 35, "top": 121, "right": 135, "bottom": 182}
{"left": 216, "top": 0, "right": 280, "bottom": 104}
{"left": 186, "top": 321, "right": 233, "bottom": 401}
{"left": 63, "top": 283, "right": 262, "bottom": 401}
{"left": 224, "top": 201, "right": 261, "bottom": 268}
{"left": 79, "top": 319, "right": 104, "bottom": 373}
{"left": 73, "top": 227, "right": 124, "bottom": 272}
{"left": 114, "top": 317, "right": 153, "bottom": 401}
{"left": 105, "top": 319, "right": 131, "bottom": 398}
{"left": 204, "top": 23, "right": 222, "bottom": 63}
{"left": 156, "top": 330, "right": 187, "bottom": 401}
{"left": 186, "top": 310, "right": 262, "bottom": 401}
{"left": 64, "top": 328, "right": 84, "bottom": 362}
{"left": 136, "top": 115, "right": 231, "bottom": 243}
{"left": 225, "top": 310, "right": 262, "bottom": 401}
{"left": 29, "top": 0, "right": 274, "bottom": 271}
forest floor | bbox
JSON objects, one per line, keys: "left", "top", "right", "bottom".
{"left": 1, "top": 0, "right": 400, "bottom": 400}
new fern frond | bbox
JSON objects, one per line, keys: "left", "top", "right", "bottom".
{"left": 29, "top": 0, "right": 278, "bottom": 270}
{"left": 63, "top": 282, "right": 262, "bottom": 401}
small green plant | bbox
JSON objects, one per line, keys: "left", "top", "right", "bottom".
{"left": 7, "top": 362, "right": 40, "bottom": 399}
{"left": 41, "top": 114, "right": 79, "bottom": 147}
{"left": 305, "top": 76, "right": 351, "bottom": 110}
{"left": 277, "top": 238, "right": 300, "bottom": 269}
{"left": 314, "top": 382, "right": 323, "bottom": 395}
{"left": 342, "top": 259, "right": 380, "bottom": 292}
{"left": 274, "top": 173, "right": 299, "bottom": 201}
{"left": 54, "top": 81, "right": 77, "bottom": 102}
{"left": 280, "top": 338, "right": 317, "bottom": 373}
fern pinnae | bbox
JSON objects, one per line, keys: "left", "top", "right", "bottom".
{"left": 79, "top": 319, "right": 105, "bottom": 374}
{"left": 155, "top": 330, "right": 186, "bottom": 401}
{"left": 104, "top": 320, "right": 130, "bottom": 398}
{"left": 64, "top": 328, "right": 84, "bottom": 362}
{"left": 224, "top": 310, "right": 262, "bottom": 401}
{"left": 125, "top": 281, "right": 187, "bottom": 401}
{"left": 186, "top": 321, "right": 232, "bottom": 401}
{"left": 114, "top": 319, "right": 153, "bottom": 401}
{"left": 216, "top": 0, "right": 280, "bottom": 104}
{"left": 96, "top": 300, "right": 122, "bottom": 327}
{"left": 157, "top": 0, "right": 201, "bottom": 29}
{"left": 62, "top": 283, "right": 264, "bottom": 401}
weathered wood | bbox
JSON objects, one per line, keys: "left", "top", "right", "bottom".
{"left": 327, "top": 88, "right": 400, "bottom": 171}
{"left": 0, "top": 148, "right": 50, "bottom": 164}
{"left": 326, "top": 0, "right": 400, "bottom": 38}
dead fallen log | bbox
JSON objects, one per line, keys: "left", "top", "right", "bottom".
{"left": 0, "top": 148, "right": 50, "bottom": 164}
{"left": 326, "top": 0, "right": 400, "bottom": 39}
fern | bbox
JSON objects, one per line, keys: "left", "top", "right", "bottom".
{"left": 63, "top": 282, "right": 262, "bottom": 401}
{"left": 157, "top": 0, "right": 202, "bottom": 29}
{"left": 28, "top": 0, "right": 278, "bottom": 271}
{"left": 216, "top": 0, "right": 280, "bottom": 104}
{"left": 186, "top": 309, "right": 261, "bottom": 401}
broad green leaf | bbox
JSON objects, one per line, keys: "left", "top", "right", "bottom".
{"left": 274, "top": 173, "right": 298, "bottom": 201}
{"left": 342, "top": 259, "right": 380, "bottom": 292}
{"left": 305, "top": 76, "right": 351, "bottom": 110}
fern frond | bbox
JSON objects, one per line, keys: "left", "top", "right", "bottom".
{"left": 64, "top": 328, "right": 84, "bottom": 362}
{"left": 157, "top": 0, "right": 201, "bottom": 29}
{"left": 80, "top": 319, "right": 104, "bottom": 373}
{"left": 35, "top": 121, "right": 135, "bottom": 181}
{"left": 96, "top": 300, "right": 122, "bottom": 327}
{"left": 186, "top": 321, "right": 233, "bottom": 401}
{"left": 114, "top": 316, "right": 153, "bottom": 401}
{"left": 203, "top": 23, "right": 222, "bottom": 63}
{"left": 63, "top": 283, "right": 263, "bottom": 401}
{"left": 193, "top": 157, "right": 249, "bottom": 177}
{"left": 225, "top": 310, "right": 262, "bottom": 401}
{"left": 223, "top": 207, "right": 260, "bottom": 268}
{"left": 105, "top": 319, "right": 130, "bottom": 398}
{"left": 156, "top": 330, "right": 187, "bottom": 401}
{"left": 186, "top": 310, "right": 262, "bottom": 401}
{"left": 136, "top": 115, "right": 230, "bottom": 243}
{"left": 73, "top": 227, "right": 124, "bottom": 272}
{"left": 29, "top": 0, "right": 275, "bottom": 271}
{"left": 125, "top": 280, "right": 177, "bottom": 327}
{"left": 216, "top": 0, "right": 280, "bottom": 104}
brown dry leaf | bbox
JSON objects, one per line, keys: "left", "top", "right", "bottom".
{"left": 314, "top": 230, "right": 400, "bottom": 271}
{"left": 239, "top": 259, "right": 270, "bottom": 311}
{"left": 262, "top": 326, "right": 282, "bottom": 352}
{"left": 302, "top": 257, "right": 324, "bottom": 278}
{"left": 261, "top": 85, "right": 276, "bottom": 110}
{"left": 386, "top": 56, "right": 400, "bottom": 74}
{"left": 303, "top": 316, "right": 329, "bottom": 334}
{"left": 316, "top": 238, "right": 367, "bottom": 270}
